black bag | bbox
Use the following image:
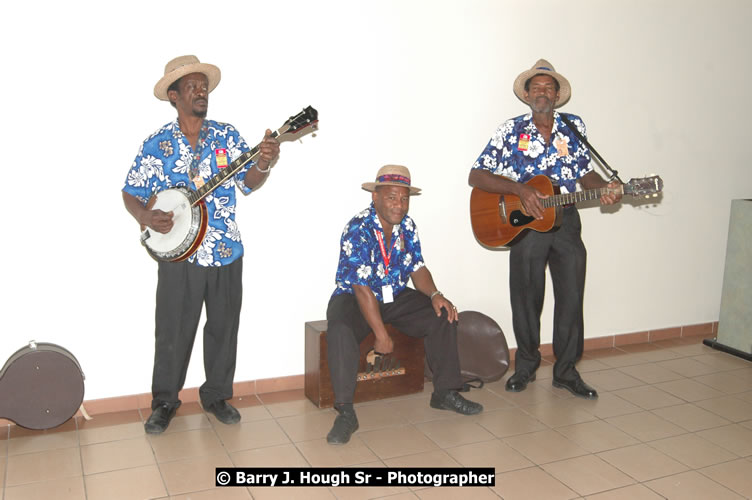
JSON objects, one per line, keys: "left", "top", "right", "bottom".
{"left": 425, "top": 310, "right": 510, "bottom": 391}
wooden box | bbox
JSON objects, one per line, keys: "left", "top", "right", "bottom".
{"left": 304, "top": 320, "right": 425, "bottom": 408}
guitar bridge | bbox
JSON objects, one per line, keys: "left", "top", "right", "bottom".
{"left": 499, "top": 195, "right": 508, "bottom": 224}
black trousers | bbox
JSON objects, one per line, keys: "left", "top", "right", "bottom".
{"left": 326, "top": 288, "right": 463, "bottom": 404}
{"left": 152, "top": 258, "right": 243, "bottom": 409}
{"left": 509, "top": 207, "right": 586, "bottom": 382}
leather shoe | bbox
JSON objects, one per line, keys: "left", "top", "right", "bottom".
{"left": 204, "top": 400, "right": 241, "bottom": 424}
{"left": 327, "top": 407, "right": 359, "bottom": 445}
{"left": 430, "top": 390, "right": 483, "bottom": 415}
{"left": 552, "top": 377, "right": 599, "bottom": 399}
{"left": 505, "top": 371, "right": 536, "bottom": 392}
{"left": 144, "top": 402, "right": 179, "bottom": 434}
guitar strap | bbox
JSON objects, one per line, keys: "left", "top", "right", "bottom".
{"left": 559, "top": 113, "right": 622, "bottom": 183}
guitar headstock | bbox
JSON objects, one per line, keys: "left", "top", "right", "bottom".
{"left": 278, "top": 106, "right": 318, "bottom": 138}
{"left": 623, "top": 175, "right": 663, "bottom": 198}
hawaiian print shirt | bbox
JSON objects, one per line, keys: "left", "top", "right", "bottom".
{"left": 472, "top": 111, "right": 593, "bottom": 194}
{"left": 332, "top": 203, "right": 425, "bottom": 302}
{"left": 123, "top": 119, "right": 254, "bottom": 267}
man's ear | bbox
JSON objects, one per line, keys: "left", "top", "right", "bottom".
{"left": 167, "top": 89, "right": 178, "bottom": 106}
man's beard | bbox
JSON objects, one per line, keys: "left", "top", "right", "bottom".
{"left": 193, "top": 108, "right": 207, "bottom": 118}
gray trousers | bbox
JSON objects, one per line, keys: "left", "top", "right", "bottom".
{"left": 326, "top": 288, "right": 463, "bottom": 404}
{"left": 510, "top": 207, "right": 586, "bottom": 382}
{"left": 152, "top": 258, "right": 243, "bottom": 409}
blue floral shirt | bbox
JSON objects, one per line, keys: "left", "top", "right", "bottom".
{"left": 472, "top": 111, "right": 593, "bottom": 193}
{"left": 123, "top": 119, "right": 254, "bottom": 267}
{"left": 332, "top": 203, "right": 425, "bottom": 302}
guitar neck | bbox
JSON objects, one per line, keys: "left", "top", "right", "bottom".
{"left": 187, "top": 128, "right": 284, "bottom": 206}
{"left": 541, "top": 185, "right": 622, "bottom": 208}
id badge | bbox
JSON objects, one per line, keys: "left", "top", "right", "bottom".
{"left": 382, "top": 285, "right": 394, "bottom": 304}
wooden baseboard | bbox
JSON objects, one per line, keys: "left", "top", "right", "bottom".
{"left": 0, "top": 321, "right": 719, "bottom": 427}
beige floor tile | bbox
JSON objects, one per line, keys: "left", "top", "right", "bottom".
{"left": 474, "top": 407, "right": 548, "bottom": 438}
{"left": 487, "top": 379, "right": 560, "bottom": 406}
{"left": 4, "top": 476, "right": 86, "bottom": 500}
{"left": 605, "top": 411, "right": 686, "bottom": 442}
{"left": 9, "top": 419, "right": 77, "bottom": 439}
{"left": 459, "top": 387, "right": 516, "bottom": 411}
{"left": 693, "top": 369, "right": 752, "bottom": 394}
{"left": 5, "top": 447, "right": 82, "bottom": 487}
{"left": 78, "top": 421, "right": 144, "bottom": 446}
{"left": 662, "top": 342, "right": 715, "bottom": 357}
{"left": 445, "top": 438, "right": 533, "bottom": 472}
{"left": 542, "top": 454, "right": 634, "bottom": 496}
{"left": 0, "top": 457, "right": 5, "bottom": 489}
{"left": 576, "top": 358, "right": 612, "bottom": 373}
{"left": 358, "top": 425, "right": 438, "bottom": 459}
{"left": 263, "top": 398, "right": 323, "bottom": 419}
{"left": 159, "top": 453, "right": 235, "bottom": 496}
{"left": 692, "top": 353, "right": 752, "bottom": 371}
{"left": 582, "top": 348, "right": 629, "bottom": 360}
{"left": 277, "top": 410, "right": 339, "bottom": 442}
{"left": 231, "top": 442, "right": 309, "bottom": 468}
{"left": 652, "top": 403, "right": 731, "bottom": 432}
{"left": 656, "top": 358, "right": 719, "bottom": 377}
{"left": 694, "top": 395, "right": 752, "bottom": 422}
{"left": 648, "top": 433, "right": 738, "bottom": 468}
{"left": 503, "top": 429, "right": 588, "bottom": 464}
{"left": 624, "top": 349, "right": 684, "bottom": 363}
{"left": 415, "top": 417, "right": 495, "bottom": 448}
{"left": 644, "top": 470, "right": 744, "bottom": 500}
{"left": 247, "top": 485, "right": 337, "bottom": 500}
{"left": 213, "top": 418, "right": 290, "bottom": 453}
{"left": 492, "top": 467, "right": 577, "bottom": 500}
{"left": 332, "top": 460, "right": 411, "bottom": 500}
{"left": 170, "top": 487, "right": 252, "bottom": 499}
{"left": 519, "top": 399, "right": 598, "bottom": 428}
{"left": 700, "top": 458, "right": 752, "bottom": 498}
{"left": 80, "top": 435, "right": 155, "bottom": 475}
{"left": 697, "top": 424, "right": 752, "bottom": 456}
{"left": 575, "top": 393, "right": 642, "bottom": 419}
{"left": 237, "top": 404, "right": 274, "bottom": 422}
{"left": 84, "top": 464, "right": 166, "bottom": 500}
{"left": 295, "top": 437, "right": 378, "bottom": 467}
{"left": 595, "top": 352, "right": 652, "bottom": 369}
{"left": 616, "top": 363, "right": 685, "bottom": 384}
{"left": 611, "top": 385, "right": 684, "bottom": 410}
{"left": 597, "top": 443, "right": 688, "bottom": 482}
{"left": 351, "top": 402, "right": 411, "bottom": 432}
{"left": 653, "top": 378, "right": 726, "bottom": 401}
{"left": 736, "top": 390, "right": 752, "bottom": 404}
{"left": 383, "top": 395, "right": 456, "bottom": 424}
{"left": 7, "top": 430, "right": 79, "bottom": 456}
{"left": 556, "top": 420, "right": 639, "bottom": 453}
{"left": 584, "top": 483, "right": 664, "bottom": 499}
{"left": 577, "top": 369, "right": 643, "bottom": 392}
{"left": 415, "top": 485, "right": 499, "bottom": 499}
{"left": 148, "top": 427, "right": 227, "bottom": 462}
{"left": 164, "top": 412, "right": 213, "bottom": 433}
{"left": 384, "top": 449, "right": 461, "bottom": 468}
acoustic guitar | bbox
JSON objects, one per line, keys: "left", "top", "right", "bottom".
{"left": 140, "top": 106, "right": 318, "bottom": 262}
{"left": 470, "top": 174, "right": 663, "bottom": 248}
{"left": 0, "top": 342, "right": 85, "bottom": 429}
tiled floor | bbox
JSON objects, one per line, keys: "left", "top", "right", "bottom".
{"left": 2, "top": 335, "right": 752, "bottom": 499}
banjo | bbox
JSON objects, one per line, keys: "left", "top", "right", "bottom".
{"left": 140, "top": 106, "right": 318, "bottom": 262}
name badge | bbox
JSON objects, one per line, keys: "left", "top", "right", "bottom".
{"left": 215, "top": 148, "right": 228, "bottom": 168}
{"left": 382, "top": 285, "right": 394, "bottom": 304}
{"left": 518, "top": 134, "right": 530, "bottom": 151}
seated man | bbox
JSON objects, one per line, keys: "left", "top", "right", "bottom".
{"left": 325, "top": 165, "right": 483, "bottom": 445}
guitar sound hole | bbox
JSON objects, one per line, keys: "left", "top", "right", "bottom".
{"left": 509, "top": 210, "right": 534, "bottom": 227}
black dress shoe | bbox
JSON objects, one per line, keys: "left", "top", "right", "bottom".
{"left": 327, "top": 407, "right": 359, "bottom": 445}
{"left": 552, "top": 377, "right": 599, "bottom": 399}
{"left": 144, "top": 402, "right": 179, "bottom": 434}
{"left": 204, "top": 400, "right": 241, "bottom": 424}
{"left": 505, "top": 371, "right": 536, "bottom": 392}
{"left": 430, "top": 390, "right": 483, "bottom": 415}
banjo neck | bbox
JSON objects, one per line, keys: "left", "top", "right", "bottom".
{"left": 188, "top": 126, "right": 287, "bottom": 206}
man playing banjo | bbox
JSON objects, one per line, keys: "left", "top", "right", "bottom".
{"left": 122, "top": 55, "right": 280, "bottom": 433}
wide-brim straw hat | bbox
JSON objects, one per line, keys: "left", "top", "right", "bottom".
{"left": 513, "top": 59, "right": 571, "bottom": 108}
{"left": 362, "top": 165, "right": 421, "bottom": 195}
{"left": 153, "top": 55, "right": 221, "bottom": 101}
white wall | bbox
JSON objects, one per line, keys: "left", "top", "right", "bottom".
{"left": 1, "top": 0, "right": 750, "bottom": 401}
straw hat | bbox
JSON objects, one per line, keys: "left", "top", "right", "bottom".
{"left": 153, "top": 55, "right": 221, "bottom": 101}
{"left": 362, "top": 165, "right": 421, "bottom": 195}
{"left": 513, "top": 59, "right": 571, "bottom": 108}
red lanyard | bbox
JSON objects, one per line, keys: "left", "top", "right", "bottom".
{"left": 375, "top": 230, "right": 392, "bottom": 273}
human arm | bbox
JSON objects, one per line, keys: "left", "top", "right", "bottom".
{"left": 468, "top": 168, "right": 549, "bottom": 220}
{"left": 244, "top": 129, "right": 280, "bottom": 190}
{"left": 122, "top": 191, "right": 173, "bottom": 234}
{"left": 580, "top": 171, "right": 622, "bottom": 205}
{"left": 352, "top": 284, "right": 394, "bottom": 354}
{"left": 410, "top": 266, "right": 458, "bottom": 323}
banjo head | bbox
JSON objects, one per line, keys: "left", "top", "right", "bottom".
{"left": 142, "top": 187, "right": 206, "bottom": 261}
